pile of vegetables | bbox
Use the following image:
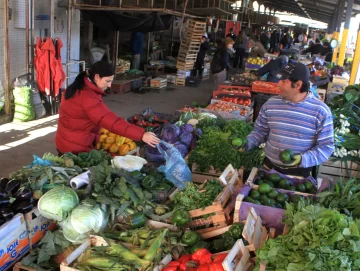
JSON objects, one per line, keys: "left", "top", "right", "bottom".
{"left": 189, "top": 120, "right": 264, "bottom": 171}
{"left": 171, "top": 180, "right": 223, "bottom": 211}
{"left": 128, "top": 113, "right": 169, "bottom": 132}
{"left": 254, "top": 202, "right": 360, "bottom": 270}
{"left": 97, "top": 128, "right": 137, "bottom": 156}
{"left": 206, "top": 102, "right": 250, "bottom": 117}
{"left": 219, "top": 97, "right": 252, "bottom": 107}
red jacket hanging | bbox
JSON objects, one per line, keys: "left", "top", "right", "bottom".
{"left": 55, "top": 78, "right": 145, "bottom": 154}
{"left": 34, "top": 37, "right": 66, "bottom": 96}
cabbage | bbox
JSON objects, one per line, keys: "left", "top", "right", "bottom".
{"left": 174, "top": 142, "right": 189, "bottom": 157}
{"left": 180, "top": 112, "right": 198, "bottom": 123}
{"left": 180, "top": 132, "right": 193, "bottom": 147}
{"left": 195, "top": 128, "right": 203, "bottom": 137}
{"left": 160, "top": 124, "right": 180, "bottom": 143}
{"left": 180, "top": 124, "right": 194, "bottom": 133}
{"left": 60, "top": 200, "right": 108, "bottom": 244}
{"left": 38, "top": 186, "right": 79, "bottom": 221}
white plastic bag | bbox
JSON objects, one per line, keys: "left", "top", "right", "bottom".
{"left": 112, "top": 155, "right": 147, "bottom": 172}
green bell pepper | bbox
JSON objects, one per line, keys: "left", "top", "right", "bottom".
{"left": 170, "top": 209, "right": 190, "bottom": 226}
{"left": 181, "top": 231, "right": 199, "bottom": 246}
{"left": 125, "top": 212, "right": 147, "bottom": 229}
{"left": 142, "top": 175, "right": 157, "bottom": 189}
{"left": 211, "top": 238, "right": 225, "bottom": 253}
{"left": 228, "top": 223, "right": 244, "bottom": 239}
{"left": 222, "top": 231, "right": 235, "bottom": 250}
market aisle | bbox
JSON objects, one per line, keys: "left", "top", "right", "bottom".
{"left": 0, "top": 80, "right": 214, "bottom": 176}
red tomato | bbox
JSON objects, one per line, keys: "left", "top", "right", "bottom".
{"left": 191, "top": 249, "right": 211, "bottom": 262}
{"left": 166, "top": 261, "right": 181, "bottom": 267}
{"left": 209, "top": 262, "right": 225, "bottom": 271}
{"left": 162, "top": 266, "right": 179, "bottom": 271}
{"left": 212, "top": 253, "right": 228, "bottom": 263}
{"left": 238, "top": 99, "right": 244, "bottom": 105}
{"left": 178, "top": 255, "right": 192, "bottom": 263}
{"left": 197, "top": 264, "right": 210, "bottom": 271}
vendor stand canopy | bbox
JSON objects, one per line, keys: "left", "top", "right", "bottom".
{"left": 81, "top": 11, "right": 174, "bottom": 32}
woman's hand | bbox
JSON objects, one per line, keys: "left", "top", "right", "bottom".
{"left": 142, "top": 132, "right": 160, "bottom": 147}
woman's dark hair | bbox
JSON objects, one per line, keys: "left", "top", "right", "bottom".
{"left": 65, "top": 61, "right": 114, "bottom": 100}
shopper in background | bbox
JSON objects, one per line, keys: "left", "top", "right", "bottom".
{"left": 280, "top": 32, "right": 293, "bottom": 49}
{"left": 211, "top": 37, "right": 234, "bottom": 90}
{"left": 193, "top": 33, "right": 210, "bottom": 78}
{"left": 257, "top": 55, "right": 289, "bottom": 83}
{"left": 56, "top": 61, "right": 160, "bottom": 155}
{"left": 303, "top": 38, "right": 323, "bottom": 56}
{"left": 130, "top": 32, "right": 144, "bottom": 70}
{"left": 226, "top": 28, "right": 237, "bottom": 41}
{"left": 248, "top": 38, "right": 267, "bottom": 58}
{"left": 270, "top": 29, "right": 280, "bottom": 53}
{"left": 260, "top": 31, "right": 271, "bottom": 51}
{"left": 245, "top": 62, "right": 334, "bottom": 177}
{"left": 321, "top": 41, "right": 333, "bottom": 62}
{"left": 233, "top": 30, "right": 248, "bottom": 69}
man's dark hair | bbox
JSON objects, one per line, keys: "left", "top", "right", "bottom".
{"left": 291, "top": 80, "right": 310, "bottom": 93}
{"left": 323, "top": 41, "right": 330, "bottom": 47}
{"left": 315, "top": 38, "right": 321, "bottom": 43}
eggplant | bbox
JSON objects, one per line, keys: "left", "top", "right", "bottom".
{"left": 0, "top": 178, "right": 9, "bottom": 192}
{"left": 14, "top": 200, "right": 33, "bottom": 214}
{"left": 0, "top": 197, "right": 11, "bottom": 205}
{"left": 5, "top": 179, "right": 20, "bottom": 195}
{"left": 0, "top": 207, "right": 14, "bottom": 221}
{"left": 13, "top": 187, "right": 32, "bottom": 200}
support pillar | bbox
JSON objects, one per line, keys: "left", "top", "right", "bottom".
{"left": 332, "top": 0, "right": 345, "bottom": 63}
{"left": 3, "top": 0, "right": 11, "bottom": 116}
{"left": 338, "top": 0, "right": 353, "bottom": 66}
{"left": 350, "top": 23, "right": 360, "bottom": 85}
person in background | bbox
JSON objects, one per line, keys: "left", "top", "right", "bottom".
{"left": 234, "top": 30, "right": 248, "bottom": 69}
{"left": 270, "top": 29, "right": 280, "bottom": 53}
{"left": 280, "top": 32, "right": 293, "bottom": 49}
{"left": 248, "top": 38, "right": 267, "bottom": 58}
{"left": 56, "top": 61, "right": 160, "bottom": 155}
{"left": 211, "top": 37, "right": 234, "bottom": 90}
{"left": 193, "top": 33, "right": 210, "bottom": 78}
{"left": 245, "top": 62, "right": 334, "bottom": 177}
{"left": 260, "top": 31, "right": 270, "bottom": 51}
{"left": 226, "top": 28, "right": 237, "bottom": 41}
{"left": 257, "top": 55, "right": 289, "bottom": 83}
{"left": 303, "top": 38, "right": 323, "bottom": 56}
{"left": 131, "top": 32, "right": 144, "bottom": 70}
{"left": 321, "top": 41, "right": 333, "bottom": 62}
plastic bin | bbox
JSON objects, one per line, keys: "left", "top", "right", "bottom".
{"left": 131, "top": 78, "right": 143, "bottom": 90}
{"left": 254, "top": 93, "right": 277, "bottom": 120}
{"left": 252, "top": 81, "right": 281, "bottom": 94}
{"left": 110, "top": 80, "right": 131, "bottom": 94}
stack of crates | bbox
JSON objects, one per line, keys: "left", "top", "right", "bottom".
{"left": 176, "top": 20, "right": 206, "bottom": 86}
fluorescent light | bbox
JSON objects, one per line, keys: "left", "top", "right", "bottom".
{"left": 298, "top": 3, "right": 303, "bottom": 6}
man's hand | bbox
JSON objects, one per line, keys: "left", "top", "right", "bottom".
{"left": 142, "top": 132, "right": 160, "bottom": 147}
{"left": 284, "top": 154, "right": 301, "bottom": 167}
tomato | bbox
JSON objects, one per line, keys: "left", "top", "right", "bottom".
{"left": 192, "top": 248, "right": 211, "bottom": 261}
{"left": 162, "top": 266, "right": 179, "bottom": 271}
{"left": 197, "top": 264, "right": 210, "bottom": 271}
{"left": 166, "top": 261, "right": 181, "bottom": 267}
{"left": 178, "top": 255, "right": 192, "bottom": 263}
{"left": 238, "top": 99, "right": 244, "bottom": 105}
{"left": 209, "top": 262, "right": 224, "bottom": 271}
{"left": 212, "top": 253, "right": 228, "bottom": 263}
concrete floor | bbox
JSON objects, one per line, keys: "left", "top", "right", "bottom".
{"left": 0, "top": 80, "right": 214, "bottom": 177}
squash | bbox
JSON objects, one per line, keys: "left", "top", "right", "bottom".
{"left": 99, "top": 134, "right": 108, "bottom": 143}
{"left": 102, "top": 143, "right": 112, "bottom": 151}
{"left": 115, "top": 135, "right": 126, "bottom": 146}
{"left": 108, "top": 132, "right": 117, "bottom": 138}
{"left": 105, "top": 137, "right": 115, "bottom": 144}
{"left": 119, "top": 144, "right": 130, "bottom": 156}
{"left": 109, "top": 144, "right": 119, "bottom": 153}
{"left": 127, "top": 141, "right": 137, "bottom": 151}
{"left": 100, "top": 128, "right": 109, "bottom": 135}
{"left": 124, "top": 138, "right": 132, "bottom": 143}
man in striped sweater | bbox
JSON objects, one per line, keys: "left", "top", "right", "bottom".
{"left": 246, "top": 62, "right": 334, "bottom": 177}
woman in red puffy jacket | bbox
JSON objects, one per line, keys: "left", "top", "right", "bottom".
{"left": 55, "top": 61, "right": 160, "bottom": 155}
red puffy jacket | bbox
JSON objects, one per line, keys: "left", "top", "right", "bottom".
{"left": 56, "top": 78, "right": 144, "bottom": 154}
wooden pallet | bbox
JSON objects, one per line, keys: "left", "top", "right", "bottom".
{"left": 318, "top": 159, "right": 360, "bottom": 180}
{"left": 150, "top": 77, "right": 167, "bottom": 89}
{"left": 222, "top": 239, "right": 254, "bottom": 271}
{"left": 178, "top": 50, "right": 198, "bottom": 58}
{"left": 13, "top": 263, "right": 37, "bottom": 271}
{"left": 169, "top": 165, "right": 243, "bottom": 233}
{"left": 176, "top": 62, "right": 195, "bottom": 70}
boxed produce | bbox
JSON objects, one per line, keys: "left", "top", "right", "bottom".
{"left": 230, "top": 72, "right": 258, "bottom": 86}
{"left": 215, "top": 85, "right": 251, "bottom": 96}
{"left": 25, "top": 208, "right": 57, "bottom": 249}
{"left": 0, "top": 214, "right": 29, "bottom": 271}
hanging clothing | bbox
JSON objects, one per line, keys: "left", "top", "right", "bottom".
{"left": 34, "top": 37, "right": 66, "bottom": 97}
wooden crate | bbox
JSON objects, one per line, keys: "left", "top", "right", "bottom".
{"left": 150, "top": 77, "right": 167, "bottom": 89}
{"left": 110, "top": 80, "right": 131, "bottom": 94}
{"left": 115, "top": 64, "right": 130, "bottom": 75}
{"left": 246, "top": 167, "right": 323, "bottom": 195}
{"left": 318, "top": 159, "right": 360, "bottom": 180}
{"left": 144, "top": 64, "right": 165, "bottom": 73}
{"left": 170, "top": 165, "right": 243, "bottom": 233}
{"left": 176, "top": 77, "right": 186, "bottom": 86}
{"left": 222, "top": 239, "right": 254, "bottom": 271}
{"left": 13, "top": 263, "right": 37, "bottom": 271}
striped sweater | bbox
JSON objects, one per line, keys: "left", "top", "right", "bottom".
{"left": 247, "top": 93, "right": 334, "bottom": 168}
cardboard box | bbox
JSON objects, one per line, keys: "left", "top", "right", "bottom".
{"left": 0, "top": 214, "right": 29, "bottom": 271}
{"left": 327, "top": 82, "right": 346, "bottom": 93}
{"left": 332, "top": 75, "right": 349, "bottom": 87}
{"left": 25, "top": 208, "right": 57, "bottom": 249}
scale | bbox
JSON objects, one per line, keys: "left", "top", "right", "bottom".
{"left": 330, "top": 39, "right": 339, "bottom": 49}
{"left": 298, "top": 34, "right": 307, "bottom": 43}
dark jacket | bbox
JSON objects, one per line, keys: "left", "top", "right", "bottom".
{"left": 280, "top": 34, "right": 292, "bottom": 49}
{"left": 270, "top": 31, "right": 280, "bottom": 52}
{"left": 56, "top": 78, "right": 144, "bottom": 154}
{"left": 226, "top": 33, "right": 237, "bottom": 41}
{"left": 257, "top": 56, "right": 288, "bottom": 83}
{"left": 211, "top": 46, "right": 231, "bottom": 74}
{"left": 303, "top": 44, "right": 324, "bottom": 56}
{"left": 260, "top": 33, "right": 270, "bottom": 49}
{"left": 196, "top": 41, "right": 210, "bottom": 64}
{"left": 131, "top": 32, "right": 144, "bottom": 55}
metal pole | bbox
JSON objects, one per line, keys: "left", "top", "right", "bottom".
{"left": 350, "top": 23, "right": 360, "bottom": 84}
{"left": 338, "top": 0, "right": 353, "bottom": 66}
{"left": 26, "top": 0, "right": 29, "bottom": 74}
{"left": 170, "top": 20, "right": 174, "bottom": 55}
{"left": 50, "top": 0, "right": 54, "bottom": 38}
{"left": 112, "top": 31, "right": 119, "bottom": 70}
{"left": 332, "top": 0, "right": 345, "bottom": 63}
{"left": 31, "top": 0, "right": 35, "bottom": 77}
{"left": 67, "top": 0, "right": 72, "bottom": 87}
{"left": 146, "top": 32, "right": 151, "bottom": 64}
{"left": 3, "top": 0, "right": 11, "bottom": 117}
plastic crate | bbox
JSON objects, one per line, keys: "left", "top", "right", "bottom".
{"left": 252, "top": 81, "right": 281, "bottom": 94}
{"left": 254, "top": 93, "right": 277, "bottom": 120}
{"left": 130, "top": 78, "right": 143, "bottom": 90}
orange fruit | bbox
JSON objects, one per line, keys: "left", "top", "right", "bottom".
{"left": 105, "top": 137, "right": 115, "bottom": 144}
{"left": 99, "top": 134, "right": 107, "bottom": 143}
{"left": 102, "top": 143, "right": 112, "bottom": 151}
{"left": 109, "top": 144, "right": 119, "bottom": 153}
{"left": 119, "top": 144, "right": 130, "bottom": 155}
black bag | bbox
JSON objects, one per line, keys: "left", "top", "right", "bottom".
{"left": 210, "top": 50, "right": 223, "bottom": 74}
{"left": 185, "top": 76, "right": 201, "bottom": 88}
